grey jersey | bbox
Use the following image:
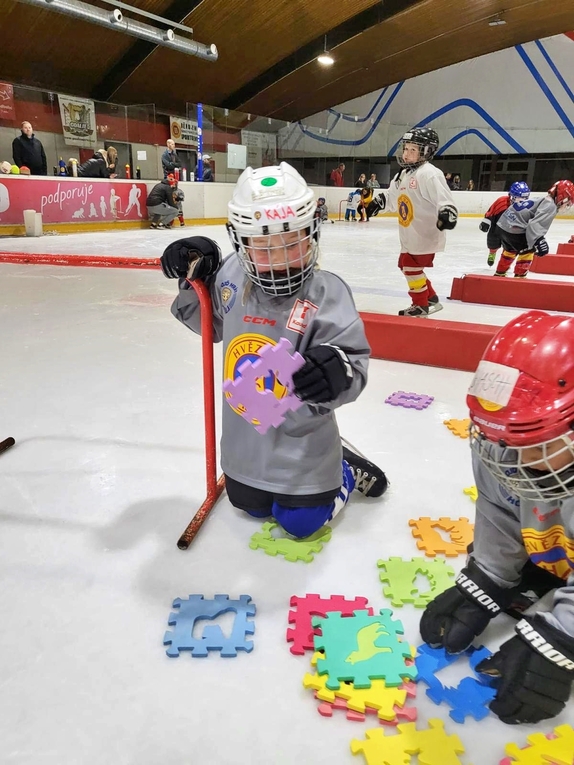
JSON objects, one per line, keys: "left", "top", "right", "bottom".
{"left": 497, "top": 196, "right": 558, "bottom": 249}
{"left": 171, "top": 255, "right": 370, "bottom": 496}
{"left": 472, "top": 447, "right": 574, "bottom": 638}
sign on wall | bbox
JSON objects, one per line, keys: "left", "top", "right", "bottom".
{"left": 0, "top": 83, "right": 15, "bottom": 120}
{"left": 240, "top": 130, "right": 277, "bottom": 164}
{"left": 0, "top": 178, "right": 147, "bottom": 225}
{"left": 170, "top": 117, "right": 198, "bottom": 146}
{"left": 58, "top": 94, "right": 97, "bottom": 148}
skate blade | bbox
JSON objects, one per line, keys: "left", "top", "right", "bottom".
{"left": 428, "top": 302, "right": 443, "bottom": 314}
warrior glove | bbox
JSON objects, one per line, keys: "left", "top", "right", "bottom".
{"left": 292, "top": 344, "right": 353, "bottom": 404}
{"left": 369, "top": 193, "right": 386, "bottom": 217}
{"left": 437, "top": 204, "right": 458, "bottom": 230}
{"left": 476, "top": 614, "right": 574, "bottom": 724}
{"left": 420, "top": 559, "right": 514, "bottom": 654}
{"left": 160, "top": 236, "right": 222, "bottom": 280}
{"left": 479, "top": 219, "right": 491, "bottom": 233}
{"left": 533, "top": 236, "right": 549, "bottom": 257}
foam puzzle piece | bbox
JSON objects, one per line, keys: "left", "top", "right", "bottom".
{"left": 409, "top": 517, "right": 474, "bottom": 557}
{"left": 313, "top": 609, "right": 417, "bottom": 690}
{"left": 222, "top": 338, "right": 305, "bottom": 434}
{"left": 350, "top": 719, "right": 466, "bottom": 765}
{"left": 287, "top": 594, "right": 373, "bottom": 654}
{"left": 443, "top": 418, "right": 471, "bottom": 439}
{"left": 377, "top": 557, "right": 456, "bottom": 607}
{"left": 163, "top": 594, "right": 255, "bottom": 658}
{"left": 463, "top": 485, "right": 478, "bottom": 502}
{"left": 303, "top": 668, "right": 416, "bottom": 722}
{"left": 415, "top": 644, "right": 496, "bottom": 723}
{"left": 249, "top": 521, "right": 331, "bottom": 563}
{"left": 316, "top": 694, "right": 418, "bottom": 725}
{"left": 502, "top": 726, "right": 574, "bottom": 765}
{"left": 385, "top": 391, "right": 434, "bottom": 410}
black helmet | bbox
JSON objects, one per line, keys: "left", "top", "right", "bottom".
{"left": 397, "top": 127, "right": 440, "bottom": 168}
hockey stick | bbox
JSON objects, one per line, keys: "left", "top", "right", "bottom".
{"left": 0, "top": 437, "right": 15, "bottom": 455}
{"left": 177, "top": 277, "right": 225, "bottom": 549}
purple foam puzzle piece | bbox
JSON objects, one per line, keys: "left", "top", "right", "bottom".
{"left": 222, "top": 338, "right": 305, "bottom": 434}
{"left": 384, "top": 391, "right": 434, "bottom": 410}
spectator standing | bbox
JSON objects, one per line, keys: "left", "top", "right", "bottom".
{"left": 466, "top": 179, "right": 476, "bottom": 191}
{"left": 12, "top": 121, "right": 47, "bottom": 176}
{"left": 356, "top": 173, "right": 367, "bottom": 188}
{"left": 366, "top": 173, "right": 380, "bottom": 190}
{"left": 452, "top": 174, "right": 462, "bottom": 190}
{"left": 77, "top": 149, "right": 114, "bottom": 179}
{"left": 444, "top": 172, "right": 454, "bottom": 189}
{"left": 202, "top": 155, "right": 214, "bottom": 182}
{"left": 329, "top": 163, "right": 345, "bottom": 187}
{"left": 161, "top": 139, "right": 182, "bottom": 179}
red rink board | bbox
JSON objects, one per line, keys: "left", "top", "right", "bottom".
{"left": 557, "top": 242, "right": 574, "bottom": 255}
{"left": 360, "top": 312, "right": 499, "bottom": 372}
{"left": 449, "top": 274, "right": 574, "bottom": 313}
{"left": 530, "top": 254, "right": 574, "bottom": 276}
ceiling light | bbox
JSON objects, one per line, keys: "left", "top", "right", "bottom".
{"left": 488, "top": 14, "right": 506, "bottom": 26}
{"left": 317, "top": 34, "right": 334, "bottom": 66}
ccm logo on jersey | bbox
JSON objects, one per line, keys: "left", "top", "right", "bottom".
{"left": 456, "top": 571, "right": 501, "bottom": 614}
{"left": 243, "top": 315, "right": 276, "bottom": 326}
{"left": 287, "top": 299, "right": 318, "bottom": 334}
{"left": 516, "top": 620, "right": 574, "bottom": 670}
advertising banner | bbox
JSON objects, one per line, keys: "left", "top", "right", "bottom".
{"left": 0, "top": 178, "right": 148, "bottom": 225}
{"left": 170, "top": 116, "right": 198, "bottom": 146}
{"left": 58, "top": 94, "right": 97, "bottom": 147}
{"left": 0, "top": 83, "right": 15, "bottom": 120}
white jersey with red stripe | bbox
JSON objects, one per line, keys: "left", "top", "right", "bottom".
{"left": 381, "top": 162, "right": 456, "bottom": 255}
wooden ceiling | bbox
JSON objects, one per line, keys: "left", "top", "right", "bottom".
{"left": 1, "top": 0, "right": 572, "bottom": 121}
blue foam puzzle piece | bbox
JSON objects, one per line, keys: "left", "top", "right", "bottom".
{"left": 163, "top": 594, "right": 256, "bottom": 658}
{"left": 415, "top": 643, "right": 495, "bottom": 723}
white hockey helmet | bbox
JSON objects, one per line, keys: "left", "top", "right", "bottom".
{"left": 227, "top": 162, "right": 320, "bottom": 296}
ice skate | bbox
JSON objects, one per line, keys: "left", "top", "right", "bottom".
{"left": 487, "top": 253, "right": 496, "bottom": 266}
{"left": 341, "top": 438, "right": 388, "bottom": 498}
{"left": 428, "top": 296, "right": 443, "bottom": 314}
{"left": 398, "top": 304, "right": 429, "bottom": 317}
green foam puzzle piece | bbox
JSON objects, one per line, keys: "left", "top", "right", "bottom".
{"left": 248, "top": 521, "right": 332, "bottom": 563}
{"left": 313, "top": 609, "right": 417, "bottom": 690}
{"left": 377, "top": 557, "right": 455, "bottom": 607}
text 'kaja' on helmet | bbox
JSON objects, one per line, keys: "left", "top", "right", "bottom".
{"left": 467, "top": 310, "right": 574, "bottom": 503}
{"left": 549, "top": 179, "right": 574, "bottom": 209}
{"left": 508, "top": 181, "right": 530, "bottom": 200}
{"left": 396, "top": 127, "right": 439, "bottom": 169}
{"left": 227, "top": 162, "right": 320, "bottom": 297}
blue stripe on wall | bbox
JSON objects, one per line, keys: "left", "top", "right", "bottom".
{"left": 534, "top": 40, "right": 574, "bottom": 103}
{"left": 435, "top": 129, "right": 502, "bottom": 155}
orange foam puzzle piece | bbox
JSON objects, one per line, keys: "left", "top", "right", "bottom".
{"left": 409, "top": 517, "right": 474, "bottom": 557}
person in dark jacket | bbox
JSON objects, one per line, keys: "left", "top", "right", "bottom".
{"left": 77, "top": 149, "right": 114, "bottom": 179}
{"left": 161, "top": 140, "right": 182, "bottom": 179}
{"left": 12, "top": 122, "right": 47, "bottom": 176}
{"left": 146, "top": 176, "right": 179, "bottom": 228}
{"left": 202, "top": 156, "right": 214, "bottom": 182}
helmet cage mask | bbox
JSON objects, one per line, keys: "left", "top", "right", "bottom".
{"left": 469, "top": 426, "right": 574, "bottom": 502}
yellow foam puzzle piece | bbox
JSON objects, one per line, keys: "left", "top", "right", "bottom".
{"left": 505, "top": 725, "right": 574, "bottom": 765}
{"left": 463, "top": 485, "right": 478, "bottom": 502}
{"left": 443, "top": 418, "right": 471, "bottom": 439}
{"left": 350, "top": 719, "right": 465, "bottom": 765}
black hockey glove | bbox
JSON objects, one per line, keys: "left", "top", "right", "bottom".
{"left": 533, "top": 236, "right": 549, "bottom": 257}
{"left": 420, "top": 559, "right": 514, "bottom": 654}
{"left": 160, "top": 236, "right": 222, "bottom": 280}
{"left": 292, "top": 344, "right": 353, "bottom": 404}
{"left": 476, "top": 614, "right": 574, "bottom": 724}
{"left": 479, "top": 219, "right": 491, "bottom": 233}
{"left": 436, "top": 204, "right": 458, "bottom": 231}
{"left": 369, "top": 193, "right": 386, "bottom": 217}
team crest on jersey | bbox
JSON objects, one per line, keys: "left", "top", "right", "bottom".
{"left": 220, "top": 280, "right": 238, "bottom": 314}
{"left": 223, "top": 333, "right": 288, "bottom": 424}
{"left": 522, "top": 524, "right": 574, "bottom": 580}
{"left": 397, "top": 194, "right": 414, "bottom": 227}
{"left": 287, "top": 299, "right": 318, "bottom": 335}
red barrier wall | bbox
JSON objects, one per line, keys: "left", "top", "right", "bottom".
{"left": 359, "top": 312, "right": 499, "bottom": 371}
{"left": 449, "top": 274, "right": 574, "bottom": 312}
{"left": 530, "top": 255, "right": 574, "bottom": 275}
{"left": 557, "top": 243, "right": 574, "bottom": 255}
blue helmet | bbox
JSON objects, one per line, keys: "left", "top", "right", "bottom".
{"left": 509, "top": 181, "right": 530, "bottom": 200}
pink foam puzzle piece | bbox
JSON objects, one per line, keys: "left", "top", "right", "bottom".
{"left": 222, "top": 338, "right": 305, "bottom": 434}
{"left": 315, "top": 693, "right": 417, "bottom": 726}
{"left": 286, "top": 594, "right": 373, "bottom": 655}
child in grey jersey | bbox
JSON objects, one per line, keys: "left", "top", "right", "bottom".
{"left": 421, "top": 310, "right": 574, "bottom": 726}
{"left": 160, "top": 162, "right": 387, "bottom": 539}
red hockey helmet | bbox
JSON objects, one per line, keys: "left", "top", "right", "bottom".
{"left": 467, "top": 310, "right": 574, "bottom": 446}
{"left": 549, "top": 179, "right": 574, "bottom": 209}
